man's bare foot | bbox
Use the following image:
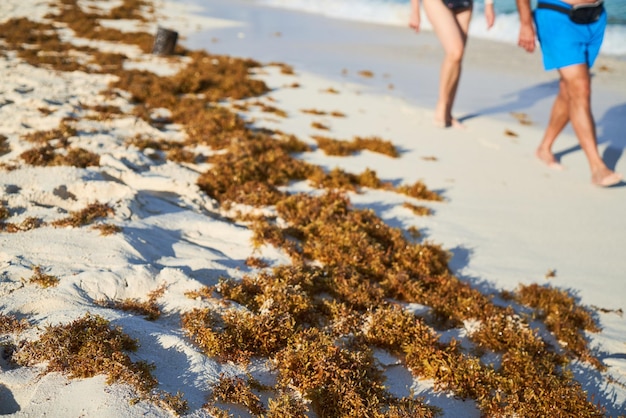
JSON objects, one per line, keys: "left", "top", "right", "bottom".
{"left": 535, "top": 148, "right": 563, "bottom": 170}
{"left": 592, "top": 169, "right": 623, "bottom": 187}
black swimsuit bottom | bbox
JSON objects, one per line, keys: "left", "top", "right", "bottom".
{"left": 444, "top": 0, "right": 473, "bottom": 11}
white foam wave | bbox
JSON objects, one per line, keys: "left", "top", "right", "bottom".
{"left": 257, "top": 0, "right": 409, "bottom": 26}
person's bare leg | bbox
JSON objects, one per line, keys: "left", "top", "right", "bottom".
{"left": 536, "top": 78, "right": 569, "bottom": 169}
{"left": 423, "top": 0, "right": 472, "bottom": 128}
{"left": 448, "top": 9, "right": 472, "bottom": 128}
{"left": 559, "top": 64, "right": 622, "bottom": 186}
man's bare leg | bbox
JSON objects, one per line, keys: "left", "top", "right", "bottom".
{"left": 559, "top": 64, "right": 622, "bottom": 186}
{"left": 423, "top": 0, "right": 472, "bottom": 128}
{"left": 536, "top": 79, "right": 569, "bottom": 169}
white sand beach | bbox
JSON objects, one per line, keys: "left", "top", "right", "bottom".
{"left": 1, "top": 0, "right": 625, "bottom": 417}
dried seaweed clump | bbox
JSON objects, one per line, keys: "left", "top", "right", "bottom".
{"left": 19, "top": 145, "right": 99, "bottom": 168}
{"left": 0, "top": 18, "right": 58, "bottom": 49}
{"left": 0, "top": 201, "right": 9, "bottom": 220}
{"left": 126, "top": 134, "right": 190, "bottom": 162}
{"left": 0, "top": 313, "right": 28, "bottom": 334}
{"left": 21, "top": 122, "right": 76, "bottom": 144}
{"left": 270, "top": 191, "right": 450, "bottom": 281}
{"left": 12, "top": 314, "right": 157, "bottom": 394}
{"left": 0, "top": 18, "right": 78, "bottom": 71}
{"left": 353, "top": 135, "right": 399, "bottom": 158}
{"left": 52, "top": 202, "right": 113, "bottom": 228}
{"left": 396, "top": 181, "right": 443, "bottom": 202}
{"left": 468, "top": 313, "right": 603, "bottom": 417}
{"left": 174, "top": 50, "right": 268, "bottom": 101}
{"left": 91, "top": 223, "right": 122, "bottom": 235}
{"left": 154, "top": 391, "right": 189, "bottom": 416}
{"left": 305, "top": 166, "right": 389, "bottom": 192}
{"left": 215, "top": 267, "right": 319, "bottom": 325}
{"left": 306, "top": 167, "right": 363, "bottom": 191}
{"left": 128, "top": 135, "right": 177, "bottom": 152}
{"left": 96, "top": 286, "right": 165, "bottom": 321}
{"left": 300, "top": 109, "right": 345, "bottom": 118}
{"left": 267, "top": 62, "right": 295, "bottom": 75}
{"left": 188, "top": 295, "right": 438, "bottom": 417}
{"left": 181, "top": 306, "right": 297, "bottom": 364}
{"left": 403, "top": 202, "right": 433, "bottom": 216}
{"left": 0, "top": 134, "right": 9, "bottom": 156}
{"left": 197, "top": 132, "right": 314, "bottom": 206}
{"left": 245, "top": 256, "right": 269, "bottom": 269}
{"left": 248, "top": 191, "right": 493, "bottom": 322}
{"left": 311, "top": 121, "right": 330, "bottom": 131}
{"left": 26, "top": 266, "right": 60, "bottom": 288}
{"left": 249, "top": 100, "right": 288, "bottom": 118}
{"left": 48, "top": 0, "right": 156, "bottom": 54}
{"left": 184, "top": 286, "right": 215, "bottom": 301}
{"left": 312, "top": 135, "right": 398, "bottom": 158}
{"left": 19, "top": 123, "right": 99, "bottom": 168}
{"left": 274, "top": 328, "right": 438, "bottom": 418}
{"left": 266, "top": 392, "right": 309, "bottom": 417}
{"left": 3, "top": 0, "right": 152, "bottom": 73}
{"left": 513, "top": 283, "right": 602, "bottom": 367}
{"left": 82, "top": 104, "right": 124, "bottom": 121}
{"left": 274, "top": 132, "right": 312, "bottom": 154}
{"left": 108, "top": 0, "right": 153, "bottom": 21}
{"left": 113, "top": 50, "right": 268, "bottom": 111}
{"left": 0, "top": 216, "right": 45, "bottom": 233}
{"left": 206, "top": 374, "right": 266, "bottom": 416}
{"left": 0, "top": 17, "right": 122, "bottom": 73}
{"left": 174, "top": 102, "right": 250, "bottom": 150}
{"left": 300, "top": 108, "right": 327, "bottom": 116}
{"left": 364, "top": 306, "right": 602, "bottom": 417}
{"left": 312, "top": 135, "right": 356, "bottom": 156}
{"left": 274, "top": 328, "right": 385, "bottom": 416}
{"left": 364, "top": 306, "right": 496, "bottom": 405}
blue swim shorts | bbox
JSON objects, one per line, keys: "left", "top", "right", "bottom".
{"left": 533, "top": 0, "right": 607, "bottom": 71}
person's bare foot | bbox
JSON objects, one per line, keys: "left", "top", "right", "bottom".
{"left": 449, "top": 118, "right": 465, "bottom": 129}
{"left": 535, "top": 148, "right": 563, "bottom": 170}
{"left": 592, "top": 168, "right": 623, "bottom": 187}
{"left": 433, "top": 117, "right": 465, "bottom": 130}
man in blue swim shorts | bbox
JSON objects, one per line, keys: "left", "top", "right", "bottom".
{"left": 516, "top": 0, "right": 622, "bottom": 187}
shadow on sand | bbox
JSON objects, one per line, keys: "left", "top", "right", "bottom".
{"left": 457, "top": 79, "right": 559, "bottom": 123}
{"left": 457, "top": 78, "right": 626, "bottom": 186}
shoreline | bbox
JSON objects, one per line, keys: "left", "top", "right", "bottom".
{"left": 168, "top": 0, "right": 626, "bottom": 132}
{"left": 233, "top": 0, "right": 626, "bottom": 59}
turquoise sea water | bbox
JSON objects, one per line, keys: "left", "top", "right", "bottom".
{"left": 254, "top": 0, "right": 626, "bottom": 56}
